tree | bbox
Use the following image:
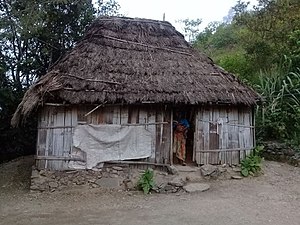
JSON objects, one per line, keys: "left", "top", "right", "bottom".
{"left": 232, "top": 0, "right": 300, "bottom": 70}
{"left": 176, "top": 18, "right": 202, "bottom": 43}
{"left": 194, "top": 0, "right": 300, "bottom": 144}
{"left": 0, "top": 0, "right": 120, "bottom": 161}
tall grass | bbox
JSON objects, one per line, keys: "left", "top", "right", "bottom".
{"left": 255, "top": 64, "right": 300, "bottom": 144}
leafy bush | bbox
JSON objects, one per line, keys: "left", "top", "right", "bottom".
{"left": 241, "top": 146, "right": 264, "bottom": 177}
{"left": 137, "top": 169, "right": 155, "bottom": 194}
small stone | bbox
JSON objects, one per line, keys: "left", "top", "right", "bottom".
{"left": 37, "top": 184, "right": 49, "bottom": 192}
{"left": 167, "top": 165, "right": 178, "bottom": 175}
{"left": 66, "top": 170, "right": 78, "bottom": 174}
{"left": 200, "top": 165, "right": 219, "bottom": 177}
{"left": 172, "top": 187, "right": 179, "bottom": 193}
{"left": 158, "top": 172, "right": 168, "bottom": 176}
{"left": 49, "top": 181, "right": 59, "bottom": 188}
{"left": 183, "top": 183, "right": 210, "bottom": 193}
{"left": 284, "top": 149, "right": 295, "bottom": 156}
{"left": 233, "top": 167, "right": 242, "bottom": 172}
{"left": 110, "top": 174, "right": 119, "bottom": 178}
{"left": 88, "top": 179, "right": 96, "bottom": 183}
{"left": 76, "top": 181, "right": 85, "bottom": 185}
{"left": 111, "top": 170, "right": 118, "bottom": 175}
{"left": 39, "top": 170, "right": 46, "bottom": 176}
{"left": 152, "top": 185, "right": 160, "bottom": 193}
{"left": 33, "top": 176, "right": 47, "bottom": 185}
{"left": 31, "top": 170, "right": 40, "bottom": 178}
{"left": 168, "top": 177, "right": 185, "bottom": 187}
{"left": 124, "top": 181, "right": 135, "bottom": 190}
{"left": 164, "top": 184, "right": 175, "bottom": 192}
{"left": 231, "top": 175, "right": 243, "bottom": 180}
{"left": 157, "top": 182, "right": 167, "bottom": 189}
{"left": 219, "top": 167, "right": 227, "bottom": 173}
{"left": 112, "top": 166, "right": 123, "bottom": 171}
{"left": 96, "top": 163, "right": 104, "bottom": 168}
{"left": 30, "top": 185, "right": 39, "bottom": 191}
{"left": 123, "top": 179, "right": 134, "bottom": 190}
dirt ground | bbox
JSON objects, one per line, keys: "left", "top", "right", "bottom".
{"left": 0, "top": 156, "right": 299, "bottom": 225}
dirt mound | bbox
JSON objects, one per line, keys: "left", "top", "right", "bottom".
{"left": 0, "top": 155, "right": 34, "bottom": 194}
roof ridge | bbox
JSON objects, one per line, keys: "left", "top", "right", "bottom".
{"left": 88, "top": 34, "right": 193, "bottom": 56}
{"left": 96, "top": 16, "right": 173, "bottom": 27}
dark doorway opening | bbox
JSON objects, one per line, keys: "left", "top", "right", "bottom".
{"left": 172, "top": 106, "right": 196, "bottom": 165}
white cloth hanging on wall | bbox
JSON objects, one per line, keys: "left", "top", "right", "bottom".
{"left": 71, "top": 124, "right": 152, "bottom": 169}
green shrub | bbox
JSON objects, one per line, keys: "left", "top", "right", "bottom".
{"left": 137, "top": 168, "right": 155, "bottom": 194}
{"left": 241, "top": 146, "right": 264, "bottom": 177}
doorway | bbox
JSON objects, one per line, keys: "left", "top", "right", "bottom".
{"left": 172, "top": 107, "right": 196, "bottom": 165}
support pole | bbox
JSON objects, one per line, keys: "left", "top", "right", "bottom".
{"left": 170, "top": 108, "right": 173, "bottom": 165}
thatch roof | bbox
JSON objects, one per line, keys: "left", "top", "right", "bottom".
{"left": 12, "top": 17, "right": 260, "bottom": 126}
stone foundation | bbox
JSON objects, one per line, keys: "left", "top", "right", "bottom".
{"left": 30, "top": 165, "right": 137, "bottom": 192}
{"left": 30, "top": 164, "right": 245, "bottom": 193}
{"left": 262, "top": 142, "right": 300, "bottom": 166}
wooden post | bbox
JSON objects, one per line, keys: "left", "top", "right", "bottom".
{"left": 170, "top": 108, "right": 173, "bottom": 165}
{"left": 252, "top": 107, "right": 256, "bottom": 147}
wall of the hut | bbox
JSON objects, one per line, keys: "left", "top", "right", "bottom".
{"left": 193, "top": 106, "right": 254, "bottom": 165}
{"left": 36, "top": 104, "right": 171, "bottom": 170}
{"left": 36, "top": 104, "right": 255, "bottom": 170}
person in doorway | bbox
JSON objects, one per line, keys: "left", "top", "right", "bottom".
{"left": 173, "top": 111, "right": 190, "bottom": 166}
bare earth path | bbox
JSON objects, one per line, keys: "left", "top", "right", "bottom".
{"left": 0, "top": 156, "right": 299, "bottom": 225}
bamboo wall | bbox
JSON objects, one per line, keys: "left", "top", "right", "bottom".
{"left": 36, "top": 104, "right": 255, "bottom": 170}
{"left": 36, "top": 104, "right": 171, "bottom": 170}
{"left": 193, "top": 106, "right": 254, "bottom": 165}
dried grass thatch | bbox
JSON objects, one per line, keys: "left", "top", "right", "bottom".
{"left": 12, "top": 16, "right": 260, "bottom": 126}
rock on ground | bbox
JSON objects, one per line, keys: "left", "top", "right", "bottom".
{"left": 200, "top": 164, "right": 220, "bottom": 177}
{"left": 183, "top": 183, "right": 210, "bottom": 193}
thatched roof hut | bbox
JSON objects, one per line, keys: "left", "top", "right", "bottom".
{"left": 12, "top": 17, "right": 261, "bottom": 170}
{"left": 12, "top": 17, "right": 259, "bottom": 126}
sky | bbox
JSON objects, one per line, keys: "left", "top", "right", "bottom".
{"left": 117, "top": 0, "right": 258, "bottom": 32}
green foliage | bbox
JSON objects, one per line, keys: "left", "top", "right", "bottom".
{"left": 0, "top": 0, "right": 120, "bottom": 161}
{"left": 195, "top": 0, "right": 300, "bottom": 78}
{"left": 0, "top": 0, "right": 120, "bottom": 87}
{"left": 288, "top": 30, "right": 300, "bottom": 68}
{"left": 216, "top": 50, "right": 253, "bottom": 78}
{"left": 241, "top": 146, "right": 264, "bottom": 177}
{"left": 255, "top": 65, "right": 300, "bottom": 142}
{"left": 137, "top": 169, "right": 155, "bottom": 194}
{"left": 177, "top": 18, "right": 202, "bottom": 43}
{"left": 194, "top": 0, "right": 300, "bottom": 145}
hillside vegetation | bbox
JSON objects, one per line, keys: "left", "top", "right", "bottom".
{"left": 194, "top": 0, "right": 300, "bottom": 147}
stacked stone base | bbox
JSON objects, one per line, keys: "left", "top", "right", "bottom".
{"left": 262, "top": 142, "right": 300, "bottom": 166}
{"left": 30, "top": 166, "right": 136, "bottom": 192}
{"left": 30, "top": 164, "right": 245, "bottom": 193}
